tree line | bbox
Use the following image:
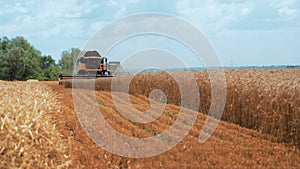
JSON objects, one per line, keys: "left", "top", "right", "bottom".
{"left": 0, "top": 36, "right": 80, "bottom": 81}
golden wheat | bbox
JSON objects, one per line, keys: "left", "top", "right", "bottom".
{"left": 0, "top": 82, "right": 71, "bottom": 168}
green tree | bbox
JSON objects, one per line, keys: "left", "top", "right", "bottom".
{"left": 0, "top": 37, "right": 8, "bottom": 78}
{"left": 40, "top": 55, "right": 60, "bottom": 80}
{"left": 8, "top": 37, "right": 42, "bottom": 80}
{"left": 58, "top": 48, "right": 81, "bottom": 74}
{"left": 0, "top": 36, "right": 59, "bottom": 81}
{"left": 0, "top": 47, "right": 26, "bottom": 80}
{"left": 0, "top": 36, "right": 10, "bottom": 52}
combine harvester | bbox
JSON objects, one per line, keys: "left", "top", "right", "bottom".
{"left": 58, "top": 50, "right": 114, "bottom": 85}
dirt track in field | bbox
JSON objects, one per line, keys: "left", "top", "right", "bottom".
{"left": 44, "top": 81, "right": 300, "bottom": 168}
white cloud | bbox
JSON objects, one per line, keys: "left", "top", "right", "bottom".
{"left": 106, "top": 0, "right": 140, "bottom": 17}
{"left": 176, "top": 0, "right": 300, "bottom": 35}
{"left": 176, "top": 0, "right": 251, "bottom": 34}
{"left": 271, "top": 0, "right": 299, "bottom": 19}
{"left": 107, "top": 0, "right": 118, "bottom": 7}
{"left": 0, "top": 2, "right": 30, "bottom": 15}
{"left": 114, "top": 7, "right": 126, "bottom": 18}
{"left": 174, "top": 0, "right": 300, "bottom": 66}
{"left": 87, "top": 21, "right": 108, "bottom": 36}
{"left": 0, "top": 0, "right": 101, "bottom": 39}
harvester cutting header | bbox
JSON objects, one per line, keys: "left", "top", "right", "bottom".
{"left": 58, "top": 50, "right": 114, "bottom": 85}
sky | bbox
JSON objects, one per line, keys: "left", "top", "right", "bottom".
{"left": 1, "top": 0, "right": 299, "bottom": 67}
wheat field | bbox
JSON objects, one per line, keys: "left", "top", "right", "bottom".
{"left": 63, "top": 68, "right": 300, "bottom": 147}
{"left": 1, "top": 75, "right": 299, "bottom": 168}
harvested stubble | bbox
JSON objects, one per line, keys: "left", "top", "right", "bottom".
{"left": 63, "top": 68, "right": 300, "bottom": 147}
{"left": 0, "top": 82, "right": 71, "bottom": 168}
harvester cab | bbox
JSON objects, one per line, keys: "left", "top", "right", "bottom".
{"left": 58, "top": 50, "right": 113, "bottom": 85}
{"left": 76, "top": 51, "right": 110, "bottom": 76}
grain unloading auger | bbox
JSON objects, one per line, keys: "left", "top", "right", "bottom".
{"left": 58, "top": 50, "right": 114, "bottom": 85}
